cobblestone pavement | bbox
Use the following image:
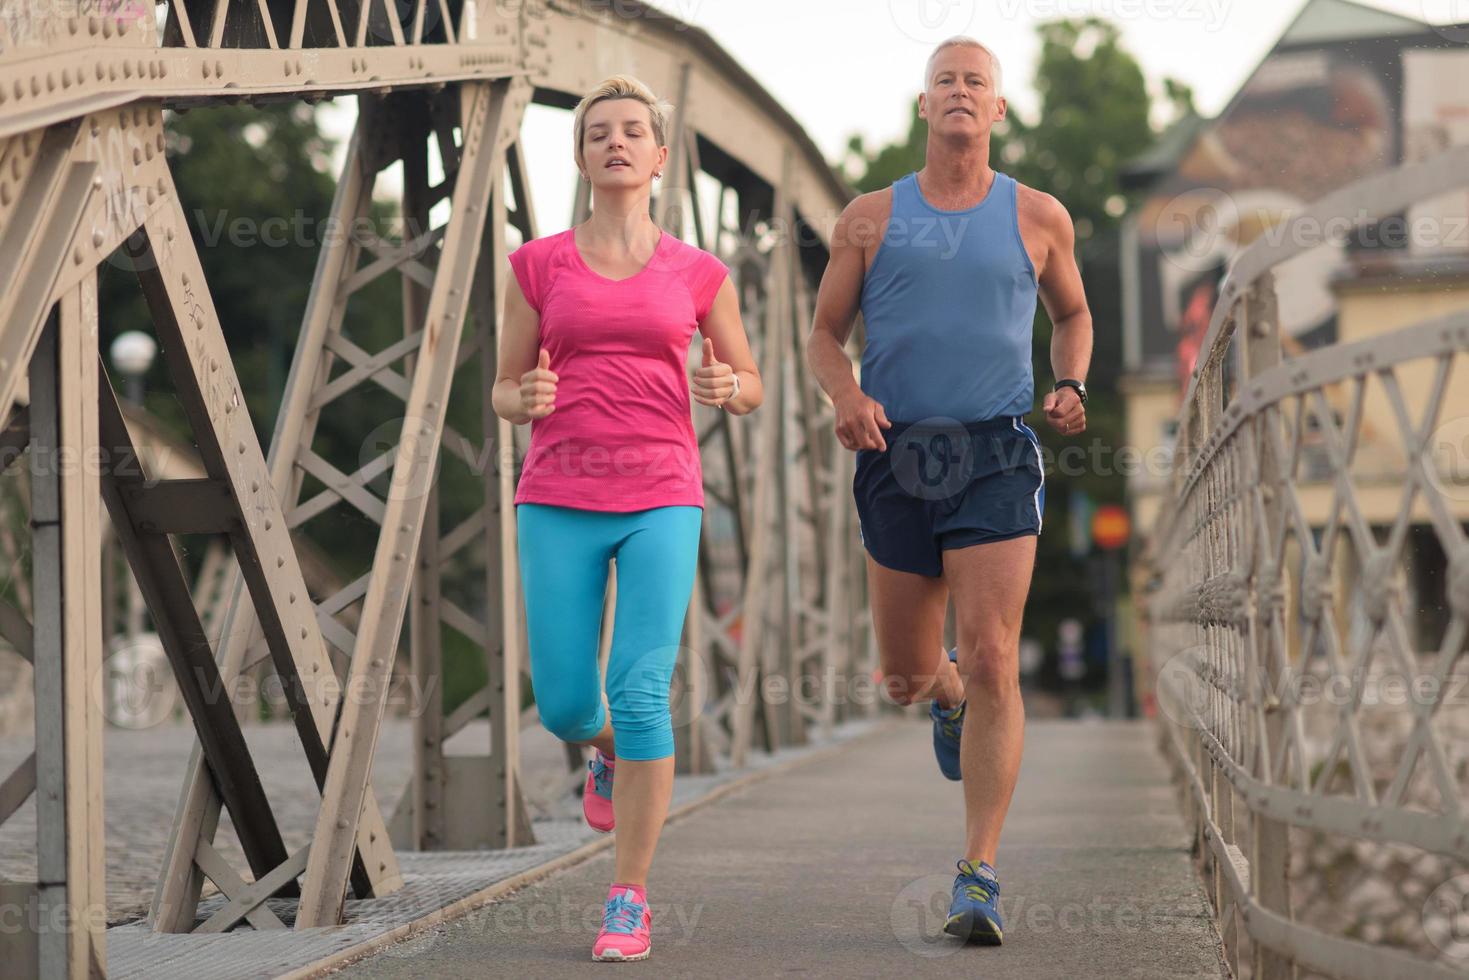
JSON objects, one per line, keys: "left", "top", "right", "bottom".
{"left": 0, "top": 715, "right": 591, "bottom": 926}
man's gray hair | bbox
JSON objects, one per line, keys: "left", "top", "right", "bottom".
{"left": 925, "top": 36, "right": 1003, "bottom": 96}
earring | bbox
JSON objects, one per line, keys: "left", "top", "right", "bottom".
{"left": 654, "top": 172, "right": 663, "bottom": 179}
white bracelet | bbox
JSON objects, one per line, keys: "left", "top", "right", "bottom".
{"left": 725, "top": 372, "right": 741, "bottom": 408}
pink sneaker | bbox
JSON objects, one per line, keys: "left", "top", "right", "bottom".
{"left": 593, "top": 884, "right": 651, "bottom": 961}
{"left": 583, "top": 750, "right": 615, "bottom": 833}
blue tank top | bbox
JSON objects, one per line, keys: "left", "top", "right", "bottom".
{"left": 858, "top": 170, "right": 1038, "bottom": 423}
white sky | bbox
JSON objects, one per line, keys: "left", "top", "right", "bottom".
{"left": 316, "top": 0, "right": 1452, "bottom": 223}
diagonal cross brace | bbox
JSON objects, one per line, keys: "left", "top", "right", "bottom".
{"left": 126, "top": 191, "right": 400, "bottom": 930}
{"left": 295, "top": 77, "right": 529, "bottom": 927}
{"left": 96, "top": 369, "right": 296, "bottom": 891}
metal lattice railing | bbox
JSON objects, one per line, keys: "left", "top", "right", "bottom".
{"left": 1143, "top": 143, "right": 1469, "bottom": 979}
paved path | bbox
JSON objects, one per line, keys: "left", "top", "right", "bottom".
{"left": 340, "top": 720, "right": 1226, "bottom": 979}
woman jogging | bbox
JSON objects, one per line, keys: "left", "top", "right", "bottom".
{"left": 492, "top": 74, "right": 762, "bottom": 962}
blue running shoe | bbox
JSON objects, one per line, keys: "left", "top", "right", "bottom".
{"left": 930, "top": 647, "right": 964, "bottom": 780}
{"left": 944, "top": 859, "right": 1003, "bottom": 944}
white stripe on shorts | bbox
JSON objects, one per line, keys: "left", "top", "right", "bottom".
{"left": 1012, "top": 417, "right": 1044, "bottom": 533}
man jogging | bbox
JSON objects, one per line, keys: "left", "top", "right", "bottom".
{"left": 806, "top": 36, "right": 1092, "bottom": 945}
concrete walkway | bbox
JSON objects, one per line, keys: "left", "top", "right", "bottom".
{"left": 339, "top": 720, "right": 1227, "bottom": 979}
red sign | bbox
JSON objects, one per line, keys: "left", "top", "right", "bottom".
{"left": 1091, "top": 505, "right": 1130, "bottom": 551}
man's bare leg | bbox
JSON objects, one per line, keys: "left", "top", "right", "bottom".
{"left": 941, "top": 534, "right": 1036, "bottom": 865}
{"left": 864, "top": 553, "right": 965, "bottom": 709}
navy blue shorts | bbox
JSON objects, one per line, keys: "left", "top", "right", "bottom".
{"left": 853, "top": 415, "right": 1045, "bottom": 578}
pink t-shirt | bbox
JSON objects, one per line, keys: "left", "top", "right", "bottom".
{"left": 507, "top": 227, "right": 729, "bottom": 511}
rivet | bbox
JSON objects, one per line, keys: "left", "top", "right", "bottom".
{"left": 92, "top": 230, "right": 104, "bottom": 247}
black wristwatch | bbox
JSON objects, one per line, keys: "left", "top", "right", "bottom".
{"left": 1054, "top": 378, "right": 1087, "bottom": 405}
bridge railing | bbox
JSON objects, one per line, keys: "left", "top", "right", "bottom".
{"left": 1142, "top": 142, "right": 1469, "bottom": 979}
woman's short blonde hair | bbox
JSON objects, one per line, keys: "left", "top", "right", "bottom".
{"left": 572, "top": 75, "right": 674, "bottom": 177}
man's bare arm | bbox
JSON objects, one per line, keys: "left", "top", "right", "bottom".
{"left": 1031, "top": 191, "right": 1092, "bottom": 433}
{"left": 807, "top": 193, "right": 892, "bottom": 450}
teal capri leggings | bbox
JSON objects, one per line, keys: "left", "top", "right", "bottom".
{"left": 516, "top": 502, "right": 702, "bottom": 761}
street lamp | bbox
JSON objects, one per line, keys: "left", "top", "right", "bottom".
{"left": 109, "top": 330, "right": 158, "bottom": 405}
